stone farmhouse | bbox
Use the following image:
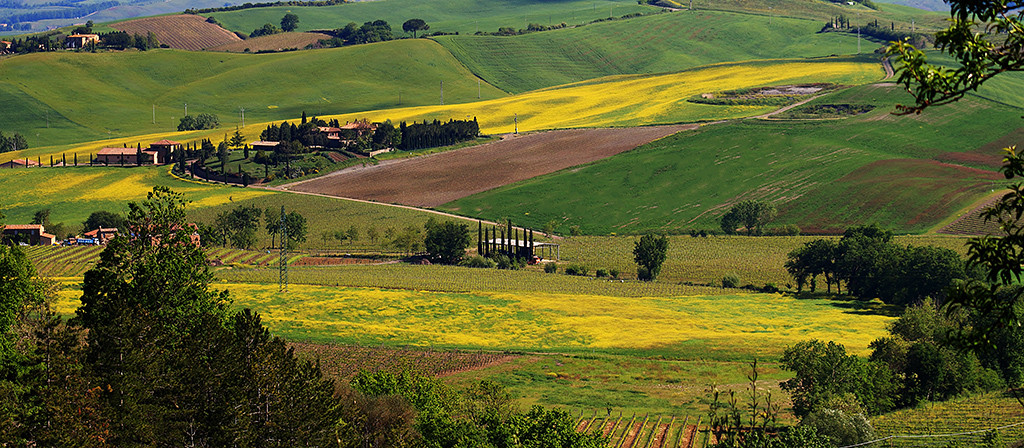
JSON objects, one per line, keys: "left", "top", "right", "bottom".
{"left": 1, "top": 224, "right": 57, "bottom": 245}
{"left": 95, "top": 139, "right": 181, "bottom": 166}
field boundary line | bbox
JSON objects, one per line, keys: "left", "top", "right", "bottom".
{"left": 253, "top": 185, "right": 553, "bottom": 236}
{"left": 839, "top": 420, "right": 1024, "bottom": 448}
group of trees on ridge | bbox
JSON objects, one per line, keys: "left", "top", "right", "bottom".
{"left": 785, "top": 224, "right": 967, "bottom": 305}
{"left": 0, "top": 131, "right": 28, "bottom": 153}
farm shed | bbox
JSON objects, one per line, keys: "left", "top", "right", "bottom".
{"left": 83, "top": 227, "right": 119, "bottom": 244}
{"left": 66, "top": 34, "right": 99, "bottom": 48}
{"left": 96, "top": 147, "right": 160, "bottom": 165}
{"left": 251, "top": 141, "right": 281, "bottom": 152}
{"left": 478, "top": 220, "right": 559, "bottom": 261}
{"left": 149, "top": 139, "right": 181, "bottom": 163}
{"left": 485, "top": 238, "right": 559, "bottom": 261}
{"left": 2, "top": 224, "right": 56, "bottom": 245}
{"left": 0, "top": 159, "right": 39, "bottom": 168}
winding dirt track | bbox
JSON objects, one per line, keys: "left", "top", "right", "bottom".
{"left": 279, "top": 124, "right": 697, "bottom": 207}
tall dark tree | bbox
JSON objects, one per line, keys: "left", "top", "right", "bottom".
{"left": 424, "top": 220, "right": 470, "bottom": 264}
{"left": 402, "top": 18, "right": 429, "bottom": 38}
{"left": 281, "top": 13, "right": 300, "bottom": 32}
{"left": 633, "top": 233, "right": 669, "bottom": 281}
{"left": 83, "top": 210, "right": 126, "bottom": 231}
{"left": 720, "top": 200, "right": 776, "bottom": 236}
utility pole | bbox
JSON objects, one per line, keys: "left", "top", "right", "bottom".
{"left": 279, "top": 206, "right": 288, "bottom": 292}
{"left": 240, "top": 107, "right": 245, "bottom": 127}
{"left": 514, "top": 113, "right": 518, "bottom": 134}
{"left": 440, "top": 80, "right": 444, "bottom": 105}
{"left": 152, "top": 105, "right": 155, "bottom": 124}
{"left": 184, "top": 102, "right": 187, "bottom": 117}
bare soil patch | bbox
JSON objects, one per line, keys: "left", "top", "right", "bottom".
{"left": 283, "top": 124, "right": 697, "bottom": 207}
{"left": 112, "top": 15, "right": 241, "bottom": 50}
{"left": 207, "top": 32, "right": 331, "bottom": 52}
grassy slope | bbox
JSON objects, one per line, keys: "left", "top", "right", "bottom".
{"left": 203, "top": 0, "right": 651, "bottom": 36}
{"left": 0, "top": 39, "right": 505, "bottom": 151}
{"left": 0, "top": 163, "right": 485, "bottom": 250}
{"left": 0, "top": 165, "right": 271, "bottom": 228}
{"left": 435, "top": 10, "right": 867, "bottom": 93}
{"left": 441, "top": 83, "right": 1021, "bottom": 235}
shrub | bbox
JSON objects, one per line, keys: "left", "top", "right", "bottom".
{"left": 801, "top": 408, "right": 875, "bottom": 447}
{"left": 762, "top": 283, "right": 780, "bottom": 293}
{"left": 460, "top": 255, "right": 495, "bottom": 268}
{"left": 767, "top": 224, "right": 801, "bottom": 236}
{"left": 564, "top": 264, "right": 588, "bottom": 276}
{"left": 543, "top": 262, "right": 558, "bottom": 273}
{"left": 609, "top": 269, "right": 619, "bottom": 279}
{"left": 722, "top": 273, "right": 741, "bottom": 288}
{"left": 491, "top": 254, "right": 526, "bottom": 270}
{"left": 637, "top": 266, "right": 652, "bottom": 281}
{"left": 595, "top": 269, "right": 608, "bottom": 278}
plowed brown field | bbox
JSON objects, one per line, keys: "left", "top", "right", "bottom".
{"left": 283, "top": 124, "right": 697, "bottom": 207}
{"left": 207, "top": 32, "right": 331, "bottom": 52}
{"left": 112, "top": 14, "right": 241, "bottom": 50}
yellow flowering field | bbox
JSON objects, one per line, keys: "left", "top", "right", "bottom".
{"left": 318, "top": 58, "right": 881, "bottom": 135}
{"left": 199, "top": 282, "right": 893, "bottom": 359}
{"left": 5, "top": 57, "right": 880, "bottom": 163}
{"left": 0, "top": 165, "right": 270, "bottom": 225}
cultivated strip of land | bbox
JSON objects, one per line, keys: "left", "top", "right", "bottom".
{"left": 278, "top": 124, "right": 697, "bottom": 207}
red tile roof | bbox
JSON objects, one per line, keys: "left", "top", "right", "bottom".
{"left": 3, "top": 224, "right": 44, "bottom": 231}
{"left": 151, "top": 139, "right": 181, "bottom": 146}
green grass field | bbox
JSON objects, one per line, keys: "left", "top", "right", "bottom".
{"left": 557, "top": 234, "right": 970, "bottom": 287}
{"left": 0, "top": 165, "right": 271, "bottom": 229}
{"left": 435, "top": 9, "right": 867, "bottom": 93}
{"left": 441, "top": 83, "right": 1019, "bottom": 235}
{"left": 0, "top": 39, "right": 505, "bottom": 151}
{"left": 202, "top": 0, "right": 651, "bottom": 37}
{"left": 0, "top": 162, "right": 490, "bottom": 251}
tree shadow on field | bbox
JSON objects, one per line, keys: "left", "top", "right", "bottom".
{"left": 789, "top": 291, "right": 901, "bottom": 317}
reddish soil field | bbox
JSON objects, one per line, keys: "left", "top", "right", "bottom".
{"left": 938, "top": 194, "right": 1004, "bottom": 236}
{"left": 283, "top": 125, "right": 697, "bottom": 207}
{"left": 112, "top": 15, "right": 241, "bottom": 50}
{"left": 207, "top": 32, "right": 332, "bottom": 52}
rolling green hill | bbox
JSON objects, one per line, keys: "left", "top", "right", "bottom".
{"left": 0, "top": 39, "right": 505, "bottom": 150}
{"left": 201, "top": 0, "right": 651, "bottom": 37}
{"left": 440, "top": 83, "right": 1021, "bottom": 235}
{"left": 435, "top": 9, "right": 868, "bottom": 93}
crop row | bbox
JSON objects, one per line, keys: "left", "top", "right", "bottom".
{"left": 575, "top": 413, "right": 705, "bottom": 448}
{"left": 871, "top": 391, "right": 1024, "bottom": 447}
{"left": 23, "top": 245, "right": 103, "bottom": 277}
{"left": 215, "top": 264, "right": 727, "bottom": 298}
{"left": 288, "top": 342, "right": 517, "bottom": 379}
